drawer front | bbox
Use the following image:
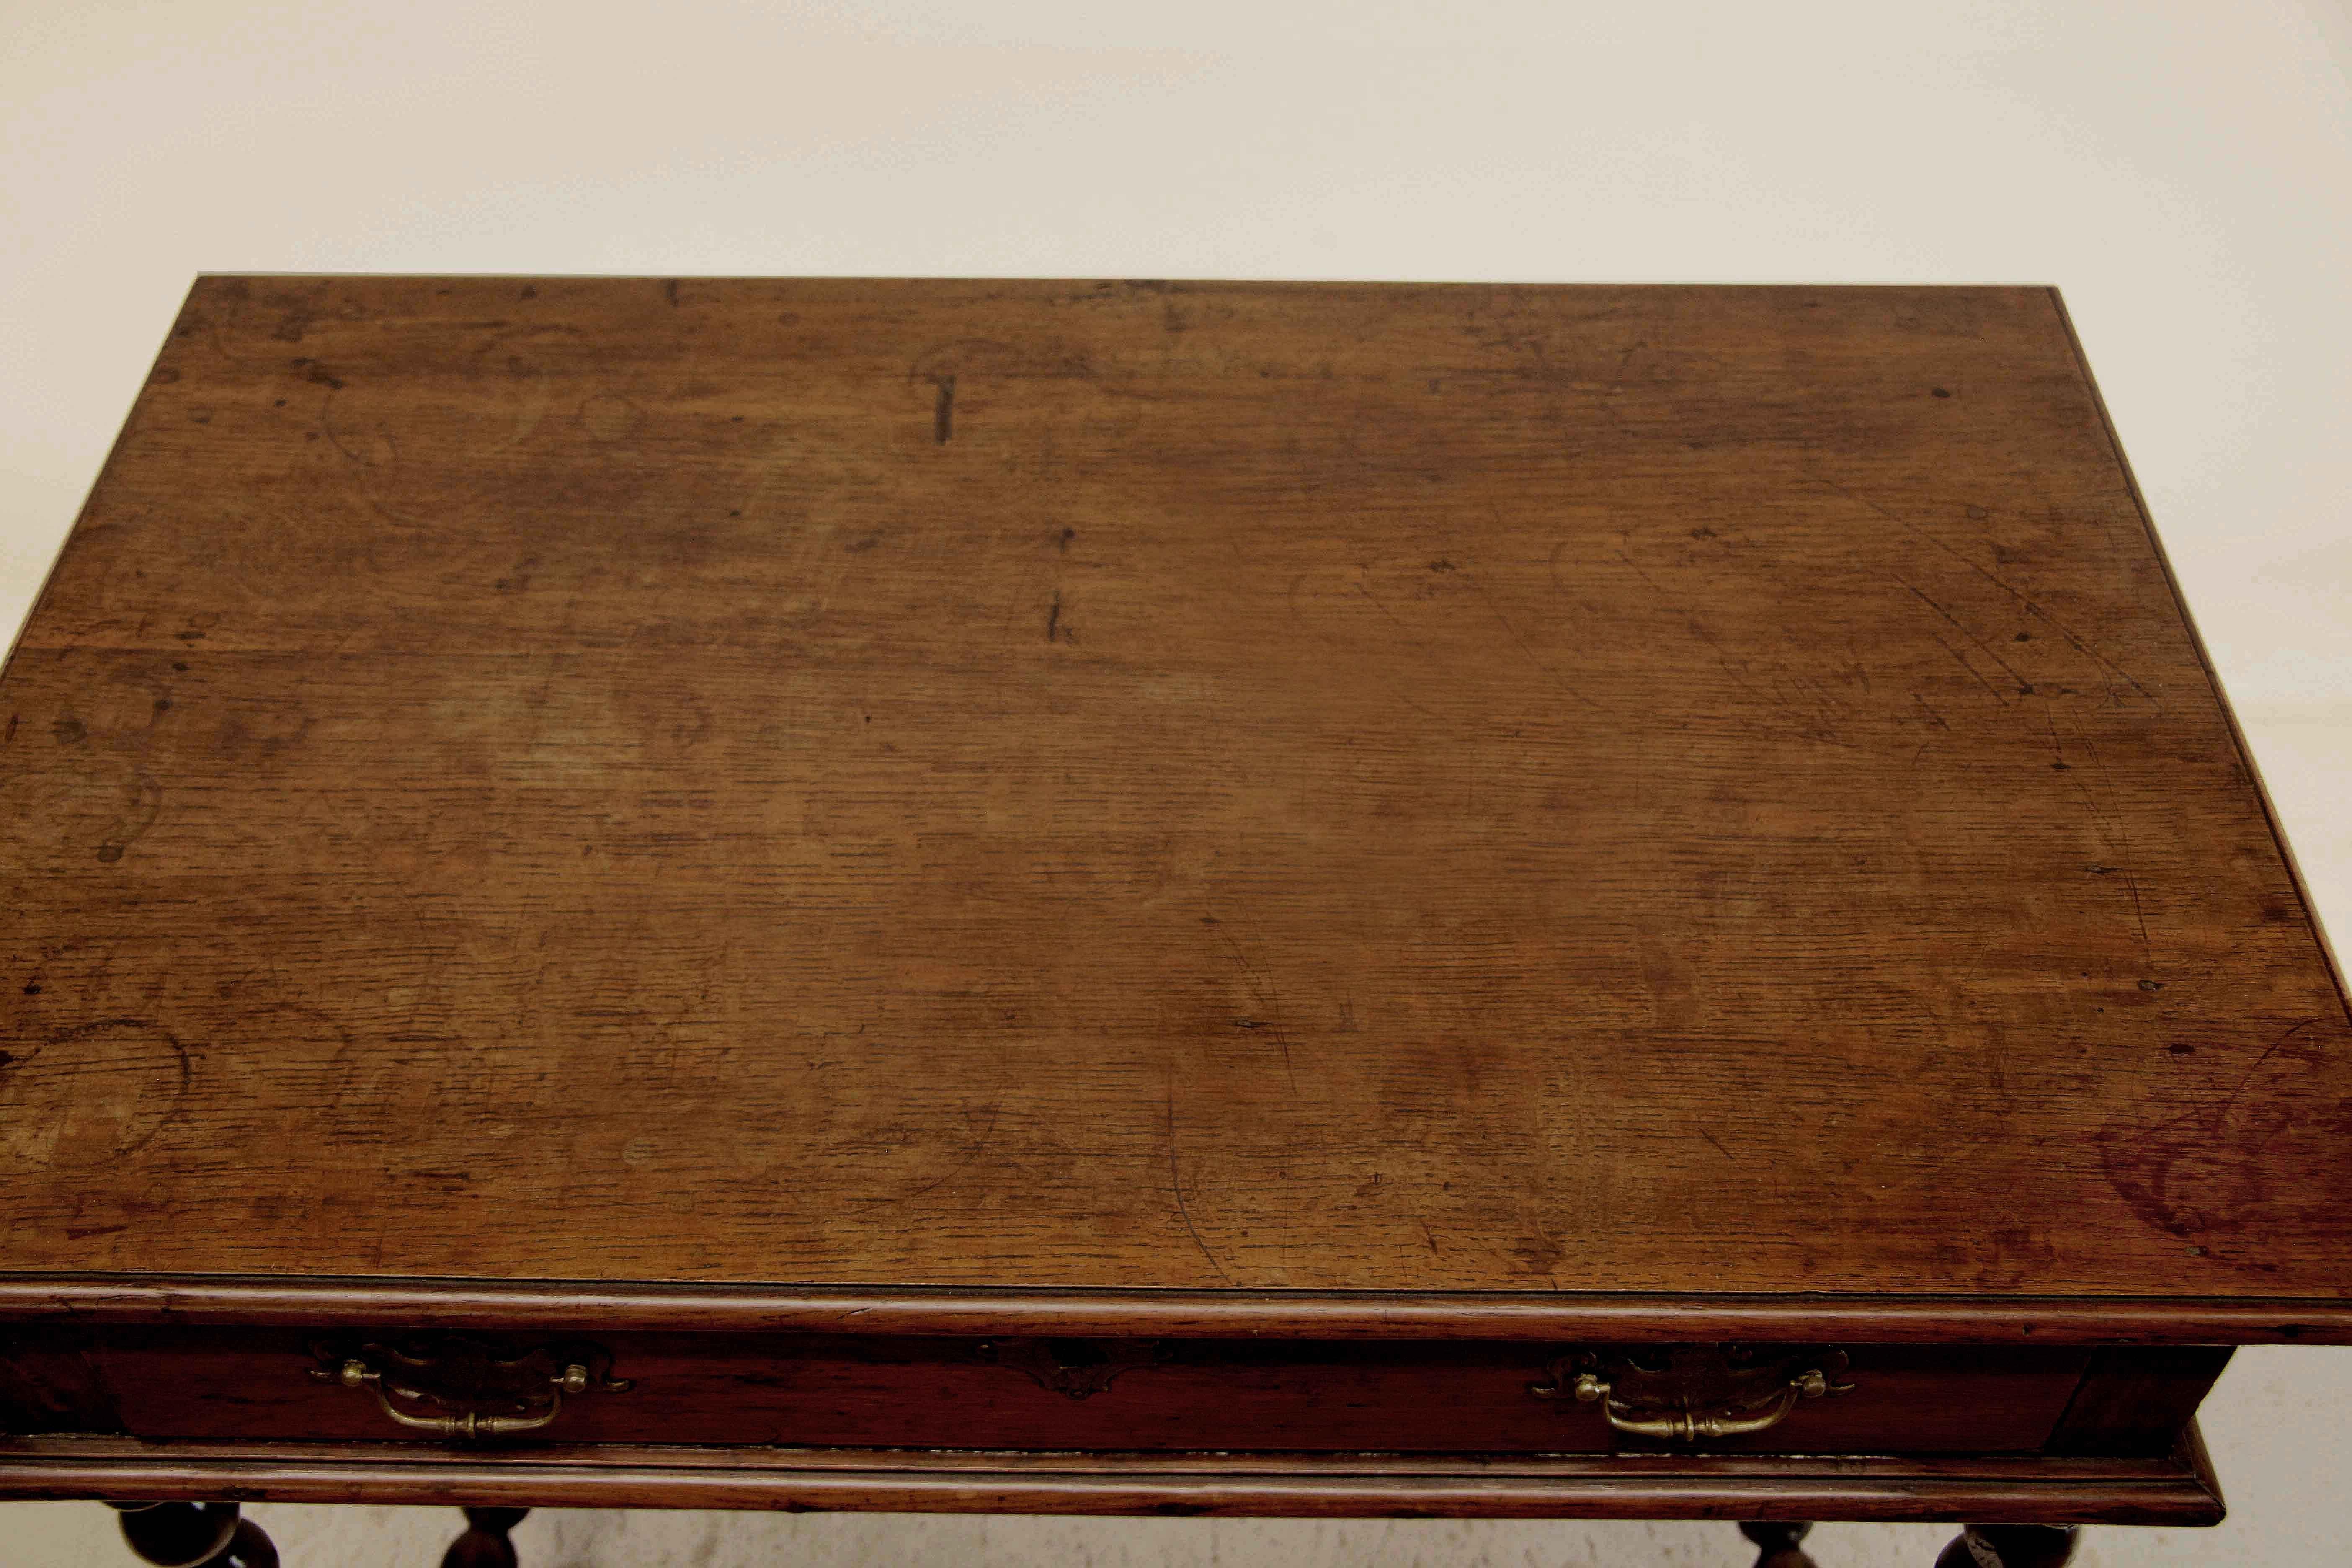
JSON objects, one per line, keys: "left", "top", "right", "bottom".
{"left": 8, "top": 1331, "right": 2088, "bottom": 1455}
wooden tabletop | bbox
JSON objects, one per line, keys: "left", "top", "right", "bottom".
{"left": 1, "top": 276, "right": 2346, "bottom": 1310}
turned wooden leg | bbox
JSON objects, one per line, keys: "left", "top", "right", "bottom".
{"left": 107, "top": 1502, "right": 277, "bottom": 1568}
{"left": 1739, "top": 1520, "right": 1819, "bottom": 1567}
{"left": 442, "top": 1506, "right": 532, "bottom": 1568}
{"left": 1934, "top": 1524, "right": 2081, "bottom": 1567}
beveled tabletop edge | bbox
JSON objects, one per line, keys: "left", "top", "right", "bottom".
{"left": 185, "top": 271, "right": 2070, "bottom": 289}
{"left": 1, "top": 1274, "right": 2346, "bottom": 1345}
{"left": 2046, "top": 287, "right": 2352, "bottom": 1020}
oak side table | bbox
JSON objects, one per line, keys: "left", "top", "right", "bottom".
{"left": 2, "top": 277, "right": 2347, "bottom": 1568}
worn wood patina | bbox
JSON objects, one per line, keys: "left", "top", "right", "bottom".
{"left": 1, "top": 277, "right": 2345, "bottom": 1557}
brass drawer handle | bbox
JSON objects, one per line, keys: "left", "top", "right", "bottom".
{"left": 1531, "top": 1346, "right": 1854, "bottom": 1442}
{"left": 1564, "top": 1364, "right": 1843, "bottom": 1440}
{"left": 309, "top": 1334, "right": 632, "bottom": 1440}
{"left": 333, "top": 1357, "right": 584, "bottom": 1438}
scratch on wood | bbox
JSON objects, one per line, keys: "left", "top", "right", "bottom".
{"left": 1218, "top": 928, "right": 1299, "bottom": 1093}
{"left": 934, "top": 375, "right": 956, "bottom": 444}
{"left": 1331, "top": 580, "right": 1446, "bottom": 722}
{"left": 1164, "top": 1085, "right": 1233, "bottom": 1284}
{"left": 1609, "top": 544, "right": 1798, "bottom": 726}
{"left": 1895, "top": 578, "right": 2034, "bottom": 696}
{"left": 1818, "top": 470, "right": 2157, "bottom": 705}
{"left": 2213, "top": 1022, "right": 2314, "bottom": 1122}
{"left": 1460, "top": 530, "right": 1604, "bottom": 712}
{"left": 1699, "top": 1129, "right": 1737, "bottom": 1164}
{"left": 1925, "top": 629, "right": 2009, "bottom": 706}
{"left": 2055, "top": 715, "right": 2152, "bottom": 961}
{"left": 860, "top": 1098, "right": 1003, "bottom": 1209}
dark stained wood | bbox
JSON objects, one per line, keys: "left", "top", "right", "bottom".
{"left": 37, "top": 1328, "right": 2083, "bottom": 1454}
{"left": 440, "top": 1507, "right": 527, "bottom": 1568}
{"left": 1739, "top": 1521, "right": 1818, "bottom": 1568}
{"left": 0, "top": 1328, "right": 118, "bottom": 1432}
{"left": 1935, "top": 1524, "right": 2079, "bottom": 1568}
{"left": 2045, "top": 1346, "right": 2235, "bottom": 1456}
{"left": 1, "top": 276, "right": 2346, "bottom": 1307}
{"left": 0, "top": 1432, "right": 2229, "bottom": 1524}
{"left": 115, "top": 1500, "right": 239, "bottom": 1566}
{"left": 6, "top": 1276, "right": 2351, "bottom": 1344}
{"left": 216, "top": 1522, "right": 277, "bottom": 1568}
{"left": 2180, "top": 1411, "right": 2224, "bottom": 1505}
{"left": 111, "top": 1501, "right": 276, "bottom": 1568}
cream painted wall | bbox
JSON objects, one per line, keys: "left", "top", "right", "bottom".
{"left": 3, "top": 2, "right": 2348, "bottom": 1563}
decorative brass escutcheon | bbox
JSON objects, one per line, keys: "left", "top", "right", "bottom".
{"left": 1529, "top": 1344, "right": 1854, "bottom": 1441}
{"left": 308, "top": 1333, "right": 631, "bottom": 1440}
{"left": 973, "top": 1337, "right": 1172, "bottom": 1400}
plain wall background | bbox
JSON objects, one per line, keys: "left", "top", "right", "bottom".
{"left": 2, "top": 1, "right": 2348, "bottom": 1563}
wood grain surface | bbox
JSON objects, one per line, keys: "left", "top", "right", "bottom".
{"left": 1, "top": 276, "right": 2345, "bottom": 1301}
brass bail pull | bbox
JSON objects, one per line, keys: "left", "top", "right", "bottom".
{"left": 1533, "top": 1354, "right": 1862, "bottom": 1448}
{"left": 1566, "top": 1364, "right": 1852, "bottom": 1440}
{"left": 319, "top": 1342, "right": 631, "bottom": 1440}
{"left": 336, "top": 1357, "right": 588, "bottom": 1438}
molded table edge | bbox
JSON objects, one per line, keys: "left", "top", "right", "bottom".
{"left": 2, "top": 1276, "right": 2346, "bottom": 1343}
{"left": 0, "top": 1430, "right": 2228, "bottom": 1525}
